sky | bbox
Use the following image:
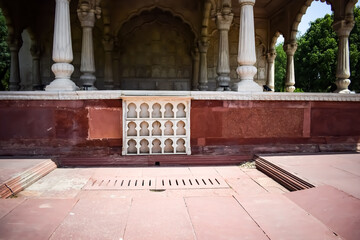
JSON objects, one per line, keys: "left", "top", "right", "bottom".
{"left": 277, "top": 1, "right": 360, "bottom": 43}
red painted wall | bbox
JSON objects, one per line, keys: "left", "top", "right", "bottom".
{"left": 0, "top": 99, "right": 359, "bottom": 158}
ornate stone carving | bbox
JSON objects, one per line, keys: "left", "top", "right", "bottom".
{"left": 191, "top": 47, "right": 200, "bottom": 90}
{"left": 30, "top": 43, "right": 42, "bottom": 90}
{"left": 122, "top": 97, "right": 191, "bottom": 155}
{"left": 198, "top": 39, "right": 209, "bottom": 91}
{"left": 333, "top": 19, "right": 355, "bottom": 93}
{"left": 78, "top": 1, "right": 97, "bottom": 90}
{"left": 283, "top": 42, "right": 297, "bottom": 93}
{"left": 103, "top": 35, "right": 114, "bottom": 90}
{"left": 235, "top": 0, "right": 262, "bottom": 92}
{"left": 216, "top": 11, "right": 233, "bottom": 91}
{"left": 7, "top": 36, "right": 22, "bottom": 91}
{"left": 46, "top": 0, "right": 78, "bottom": 91}
{"left": 266, "top": 50, "right": 277, "bottom": 91}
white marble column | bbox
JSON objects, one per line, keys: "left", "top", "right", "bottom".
{"left": 333, "top": 19, "right": 355, "bottom": 93}
{"left": 30, "top": 44, "right": 42, "bottom": 90}
{"left": 191, "top": 47, "right": 200, "bottom": 90}
{"left": 235, "top": 0, "right": 262, "bottom": 92}
{"left": 266, "top": 49, "right": 276, "bottom": 91}
{"left": 216, "top": 8, "right": 233, "bottom": 91}
{"left": 283, "top": 42, "right": 297, "bottom": 92}
{"left": 46, "top": 0, "right": 78, "bottom": 91}
{"left": 103, "top": 35, "right": 114, "bottom": 89}
{"left": 78, "top": 3, "right": 97, "bottom": 90}
{"left": 8, "top": 37, "right": 22, "bottom": 91}
{"left": 198, "top": 39, "right": 209, "bottom": 91}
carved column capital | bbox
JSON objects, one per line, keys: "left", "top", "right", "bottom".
{"left": 266, "top": 50, "right": 277, "bottom": 63}
{"left": 333, "top": 19, "right": 355, "bottom": 37}
{"left": 30, "top": 44, "right": 41, "bottom": 58}
{"left": 77, "top": 7, "right": 96, "bottom": 28}
{"left": 238, "top": 0, "right": 255, "bottom": 7}
{"left": 191, "top": 47, "right": 200, "bottom": 61}
{"left": 216, "top": 12, "right": 233, "bottom": 31}
{"left": 283, "top": 42, "right": 297, "bottom": 56}
{"left": 198, "top": 39, "right": 209, "bottom": 53}
{"left": 7, "top": 36, "right": 23, "bottom": 51}
{"left": 102, "top": 35, "right": 114, "bottom": 52}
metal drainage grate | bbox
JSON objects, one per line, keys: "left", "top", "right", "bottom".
{"left": 83, "top": 176, "right": 228, "bottom": 190}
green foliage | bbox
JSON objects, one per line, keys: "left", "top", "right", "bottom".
{"left": 349, "top": 7, "right": 360, "bottom": 92}
{"left": 0, "top": 9, "right": 10, "bottom": 91}
{"left": 274, "top": 44, "right": 286, "bottom": 92}
{"left": 294, "top": 14, "right": 338, "bottom": 92}
{"left": 275, "top": 6, "right": 360, "bottom": 93}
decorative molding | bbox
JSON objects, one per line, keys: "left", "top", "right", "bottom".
{"left": 0, "top": 91, "right": 359, "bottom": 102}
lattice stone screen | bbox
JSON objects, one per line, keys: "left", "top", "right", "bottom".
{"left": 122, "top": 97, "right": 191, "bottom": 155}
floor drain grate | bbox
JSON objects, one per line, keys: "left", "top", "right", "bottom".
{"left": 83, "top": 176, "right": 228, "bottom": 190}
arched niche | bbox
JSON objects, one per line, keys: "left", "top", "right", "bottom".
{"left": 116, "top": 8, "right": 195, "bottom": 90}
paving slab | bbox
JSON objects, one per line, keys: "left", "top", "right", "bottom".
{"left": 17, "top": 168, "right": 92, "bottom": 199}
{"left": 124, "top": 196, "right": 195, "bottom": 240}
{"left": 0, "top": 199, "right": 77, "bottom": 240}
{"left": 258, "top": 154, "right": 360, "bottom": 198}
{"left": 214, "top": 166, "right": 249, "bottom": 178}
{"left": 225, "top": 177, "right": 268, "bottom": 195}
{"left": 286, "top": 185, "right": 360, "bottom": 240}
{"left": 142, "top": 166, "right": 192, "bottom": 177}
{"left": 0, "top": 159, "right": 47, "bottom": 183}
{"left": 185, "top": 196, "right": 268, "bottom": 240}
{"left": 50, "top": 196, "right": 132, "bottom": 240}
{"left": 234, "top": 193, "right": 341, "bottom": 240}
{"left": 0, "top": 198, "right": 25, "bottom": 219}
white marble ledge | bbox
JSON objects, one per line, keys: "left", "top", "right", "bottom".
{"left": 0, "top": 90, "right": 359, "bottom": 102}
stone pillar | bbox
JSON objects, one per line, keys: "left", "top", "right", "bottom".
{"left": 78, "top": 3, "right": 97, "bottom": 90}
{"left": 30, "top": 44, "right": 42, "bottom": 90}
{"left": 266, "top": 49, "right": 276, "bottom": 91}
{"left": 215, "top": 8, "right": 233, "bottom": 91}
{"left": 113, "top": 50, "right": 120, "bottom": 89}
{"left": 333, "top": 20, "right": 355, "bottom": 93}
{"left": 103, "top": 35, "right": 114, "bottom": 90}
{"left": 46, "top": 0, "right": 78, "bottom": 91}
{"left": 198, "top": 39, "right": 209, "bottom": 91}
{"left": 235, "top": 0, "right": 262, "bottom": 92}
{"left": 283, "top": 42, "right": 297, "bottom": 92}
{"left": 191, "top": 47, "right": 200, "bottom": 90}
{"left": 8, "top": 37, "right": 22, "bottom": 91}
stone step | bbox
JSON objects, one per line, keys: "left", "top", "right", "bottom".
{"left": 254, "top": 155, "right": 314, "bottom": 191}
{"left": 57, "top": 154, "right": 251, "bottom": 167}
{"left": 0, "top": 159, "right": 57, "bottom": 198}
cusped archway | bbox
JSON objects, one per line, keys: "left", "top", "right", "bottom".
{"left": 116, "top": 8, "right": 196, "bottom": 90}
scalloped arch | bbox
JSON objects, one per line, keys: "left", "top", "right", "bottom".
{"left": 114, "top": 4, "right": 199, "bottom": 40}
{"left": 289, "top": 0, "right": 333, "bottom": 42}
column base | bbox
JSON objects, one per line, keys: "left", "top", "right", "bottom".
{"left": 334, "top": 79, "right": 352, "bottom": 94}
{"left": 103, "top": 84, "right": 114, "bottom": 90}
{"left": 9, "top": 84, "right": 20, "bottom": 91}
{"left": 285, "top": 86, "right": 295, "bottom": 92}
{"left": 235, "top": 80, "right": 262, "bottom": 92}
{"left": 216, "top": 86, "right": 232, "bottom": 91}
{"left": 334, "top": 89, "right": 355, "bottom": 94}
{"left": 45, "top": 79, "right": 79, "bottom": 91}
{"left": 198, "top": 84, "right": 208, "bottom": 91}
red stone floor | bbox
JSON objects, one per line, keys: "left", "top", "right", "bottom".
{"left": 0, "top": 153, "right": 359, "bottom": 240}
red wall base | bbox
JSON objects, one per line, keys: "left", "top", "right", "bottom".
{"left": 0, "top": 99, "right": 359, "bottom": 166}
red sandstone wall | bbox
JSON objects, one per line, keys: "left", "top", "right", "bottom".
{"left": 0, "top": 99, "right": 359, "bottom": 158}
{"left": 190, "top": 101, "right": 360, "bottom": 155}
{"left": 0, "top": 100, "right": 122, "bottom": 157}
